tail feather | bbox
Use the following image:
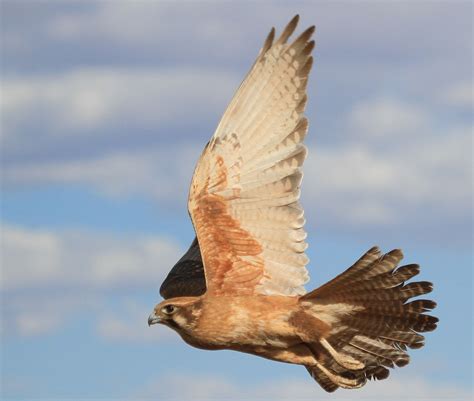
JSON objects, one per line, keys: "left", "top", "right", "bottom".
{"left": 304, "top": 246, "right": 382, "bottom": 298}
{"left": 305, "top": 366, "right": 339, "bottom": 392}
{"left": 370, "top": 330, "right": 424, "bottom": 348}
{"left": 363, "top": 299, "right": 436, "bottom": 316}
{"left": 349, "top": 335, "right": 409, "bottom": 367}
{"left": 364, "top": 365, "right": 390, "bottom": 381}
{"left": 301, "top": 247, "right": 438, "bottom": 392}
{"left": 361, "top": 250, "right": 404, "bottom": 280}
{"left": 347, "top": 310, "right": 437, "bottom": 333}
{"left": 319, "top": 280, "right": 433, "bottom": 304}
{"left": 329, "top": 263, "right": 420, "bottom": 293}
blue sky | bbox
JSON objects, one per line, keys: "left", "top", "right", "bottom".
{"left": 1, "top": 1, "right": 472, "bottom": 400}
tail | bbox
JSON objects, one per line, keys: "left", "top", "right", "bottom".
{"left": 300, "top": 247, "right": 438, "bottom": 392}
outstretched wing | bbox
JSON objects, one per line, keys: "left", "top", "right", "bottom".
{"left": 160, "top": 237, "right": 206, "bottom": 299}
{"left": 188, "top": 15, "right": 315, "bottom": 296}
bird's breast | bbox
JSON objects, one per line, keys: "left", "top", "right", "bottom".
{"left": 185, "top": 295, "right": 300, "bottom": 349}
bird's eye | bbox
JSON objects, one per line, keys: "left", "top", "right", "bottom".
{"left": 162, "top": 305, "right": 176, "bottom": 315}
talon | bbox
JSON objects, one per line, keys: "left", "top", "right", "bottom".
{"left": 312, "top": 360, "right": 365, "bottom": 389}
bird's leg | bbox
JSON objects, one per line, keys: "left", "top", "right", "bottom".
{"left": 318, "top": 338, "right": 365, "bottom": 370}
{"left": 290, "top": 309, "right": 364, "bottom": 370}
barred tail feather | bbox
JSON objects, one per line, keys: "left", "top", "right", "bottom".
{"left": 301, "top": 247, "right": 438, "bottom": 392}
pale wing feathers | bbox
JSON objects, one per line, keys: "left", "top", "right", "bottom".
{"left": 188, "top": 15, "right": 315, "bottom": 296}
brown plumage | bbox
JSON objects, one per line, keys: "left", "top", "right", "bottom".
{"left": 149, "top": 15, "right": 438, "bottom": 392}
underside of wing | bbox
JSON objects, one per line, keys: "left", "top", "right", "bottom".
{"left": 188, "top": 15, "right": 315, "bottom": 296}
{"left": 160, "top": 237, "right": 206, "bottom": 299}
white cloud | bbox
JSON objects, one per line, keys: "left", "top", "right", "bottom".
{"left": 263, "top": 375, "right": 472, "bottom": 400}
{"left": 348, "top": 97, "right": 428, "bottom": 138}
{"left": 15, "top": 312, "right": 61, "bottom": 337}
{"left": 1, "top": 224, "right": 186, "bottom": 337}
{"left": 1, "top": 291, "right": 99, "bottom": 337}
{"left": 301, "top": 98, "right": 472, "bottom": 231}
{"left": 96, "top": 298, "right": 176, "bottom": 343}
{"left": 1, "top": 225, "right": 62, "bottom": 288}
{"left": 139, "top": 373, "right": 236, "bottom": 400}
{"left": 1, "top": 224, "right": 182, "bottom": 291}
{"left": 48, "top": 2, "right": 238, "bottom": 46}
{"left": 309, "top": 124, "right": 471, "bottom": 207}
{"left": 2, "top": 145, "right": 201, "bottom": 206}
{"left": 41, "top": 2, "right": 471, "bottom": 66}
{"left": 1, "top": 3, "right": 472, "bottom": 247}
{"left": 439, "top": 81, "right": 473, "bottom": 109}
{"left": 137, "top": 372, "right": 472, "bottom": 401}
{"left": 1, "top": 66, "right": 237, "bottom": 148}
{"left": 2, "top": 105, "right": 471, "bottom": 240}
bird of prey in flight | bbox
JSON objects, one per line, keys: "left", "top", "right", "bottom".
{"left": 148, "top": 15, "right": 438, "bottom": 392}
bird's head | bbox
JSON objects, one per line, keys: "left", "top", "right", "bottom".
{"left": 148, "top": 296, "right": 202, "bottom": 332}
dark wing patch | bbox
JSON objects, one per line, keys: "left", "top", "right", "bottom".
{"left": 159, "top": 237, "right": 206, "bottom": 299}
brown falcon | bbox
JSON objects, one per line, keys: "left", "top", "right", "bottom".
{"left": 148, "top": 15, "right": 438, "bottom": 392}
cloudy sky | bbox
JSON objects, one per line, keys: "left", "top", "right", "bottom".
{"left": 1, "top": 1, "right": 472, "bottom": 400}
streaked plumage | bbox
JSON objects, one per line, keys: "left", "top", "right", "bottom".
{"left": 149, "top": 15, "right": 438, "bottom": 392}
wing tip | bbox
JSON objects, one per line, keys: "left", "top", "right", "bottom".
{"left": 277, "top": 14, "right": 300, "bottom": 44}
{"left": 260, "top": 27, "right": 276, "bottom": 57}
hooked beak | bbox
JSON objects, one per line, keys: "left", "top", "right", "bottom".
{"left": 148, "top": 311, "right": 161, "bottom": 326}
